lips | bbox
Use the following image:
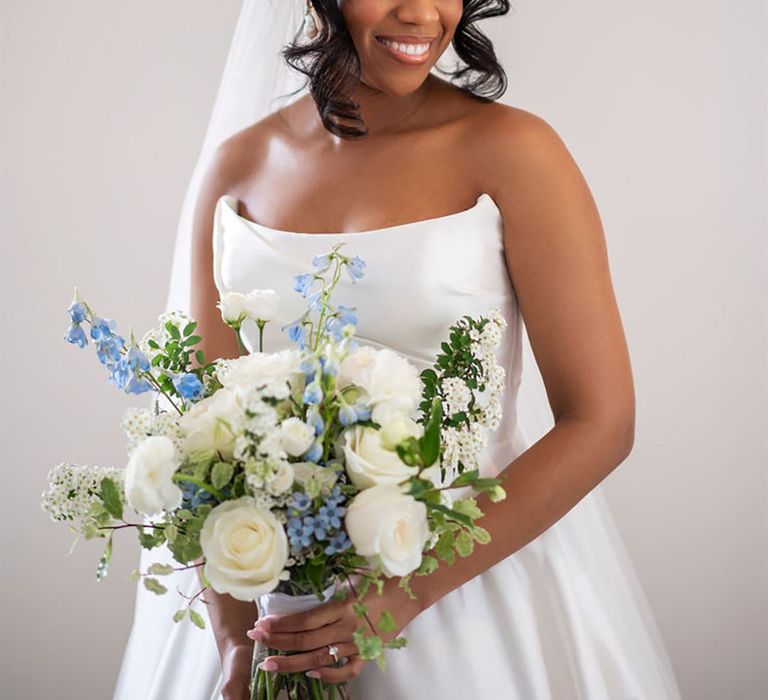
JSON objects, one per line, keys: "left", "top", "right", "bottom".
{"left": 374, "top": 35, "right": 435, "bottom": 65}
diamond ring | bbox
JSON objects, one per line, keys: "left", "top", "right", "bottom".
{"left": 327, "top": 644, "right": 340, "bottom": 664}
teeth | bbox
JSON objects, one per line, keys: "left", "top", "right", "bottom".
{"left": 378, "top": 38, "right": 430, "bottom": 57}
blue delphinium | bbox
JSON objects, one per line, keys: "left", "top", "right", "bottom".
{"left": 283, "top": 319, "right": 307, "bottom": 350}
{"left": 293, "top": 272, "right": 314, "bottom": 297}
{"left": 181, "top": 481, "right": 215, "bottom": 509}
{"left": 303, "top": 378, "right": 322, "bottom": 405}
{"left": 338, "top": 401, "right": 357, "bottom": 427}
{"left": 312, "top": 254, "right": 330, "bottom": 270}
{"left": 173, "top": 372, "right": 204, "bottom": 401}
{"left": 110, "top": 345, "right": 152, "bottom": 395}
{"left": 346, "top": 255, "right": 366, "bottom": 283}
{"left": 303, "top": 437, "right": 323, "bottom": 463}
{"left": 306, "top": 406, "right": 324, "bottom": 436}
{"left": 67, "top": 301, "right": 87, "bottom": 324}
{"left": 65, "top": 323, "right": 88, "bottom": 348}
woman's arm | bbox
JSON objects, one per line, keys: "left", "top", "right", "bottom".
{"left": 251, "top": 108, "right": 636, "bottom": 682}
{"left": 188, "top": 133, "right": 261, "bottom": 699}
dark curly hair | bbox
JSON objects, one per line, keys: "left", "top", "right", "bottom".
{"left": 279, "top": 0, "right": 511, "bottom": 139}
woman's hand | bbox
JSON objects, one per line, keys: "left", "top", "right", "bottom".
{"left": 219, "top": 643, "right": 254, "bottom": 700}
{"left": 246, "top": 577, "right": 425, "bottom": 684}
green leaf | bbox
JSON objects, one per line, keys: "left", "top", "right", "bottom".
{"left": 452, "top": 497, "right": 483, "bottom": 521}
{"left": 173, "top": 608, "right": 188, "bottom": 623}
{"left": 426, "top": 501, "right": 473, "bottom": 527}
{"left": 377, "top": 610, "right": 396, "bottom": 634}
{"left": 181, "top": 335, "right": 202, "bottom": 347}
{"left": 165, "top": 321, "right": 181, "bottom": 339}
{"left": 211, "top": 461, "right": 234, "bottom": 490}
{"left": 129, "top": 569, "right": 141, "bottom": 583}
{"left": 195, "top": 350, "right": 206, "bottom": 365}
{"left": 183, "top": 321, "right": 198, "bottom": 337}
{"left": 189, "top": 609, "right": 206, "bottom": 629}
{"left": 143, "top": 577, "right": 168, "bottom": 595}
{"left": 435, "top": 531, "right": 456, "bottom": 565}
{"left": 147, "top": 339, "right": 160, "bottom": 350}
{"left": 488, "top": 485, "right": 507, "bottom": 503}
{"left": 352, "top": 602, "right": 369, "bottom": 619}
{"left": 99, "top": 477, "right": 123, "bottom": 521}
{"left": 455, "top": 530, "right": 474, "bottom": 557}
{"left": 148, "top": 562, "right": 175, "bottom": 576}
{"left": 419, "top": 398, "right": 442, "bottom": 467}
{"left": 471, "top": 525, "right": 491, "bottom": 545}
{"left": 164, "top": 524, "right": 178, "bottom": 544}
{"left": 353, "top": 628, "right": 383, "bottom": 661}
{"left": 385, "top": 636, "right": 407, "bottom": 650}
{"left": 415, "top": 555, "right": 438, "bottom": 576}
{"left": 450, "top": 469, "right": 480, "bottom": 487}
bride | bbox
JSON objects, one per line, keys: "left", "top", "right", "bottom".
{"left": 114, "top": 1, "right": 682, "bottom": 698}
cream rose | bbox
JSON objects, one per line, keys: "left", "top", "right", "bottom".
{"left": 338, "top": 346, "right": 421, "bottom": 415}
{"left": 200, "top": 497, "right": 289, "bottom": 600}
{"left": 124, "top": 435, "right": 182, "bottom": 516}
{"left": 217, "top": 349, "right": 303, "bottom": 397}
{"left": 178, "top": 387, "right": 244, "bottom": 460}
{"left": 278, "top": 417, "right": 315, "bottom": 457}
{"left": 266, "top": 461, "right": 295, "bottom": 496}
{"left": 218, "top": 288, "right": 280, "bottom": 325}
{"left": 342, "top": 424, "right": 419, "bottom": 489}
{"left": 345, "top": 484, "right": 430, "bottom": 577}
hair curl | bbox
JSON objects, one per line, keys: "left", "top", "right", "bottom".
{"left": 280, "top": 0, "right": 511, "bottom": 139}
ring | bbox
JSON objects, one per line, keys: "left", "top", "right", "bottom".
{"left": 327, "top": 644, "right": 339, "bottom": 664}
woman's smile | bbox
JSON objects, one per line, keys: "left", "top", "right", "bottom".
{"left": 374, "top": 35, "right": 436, "bottom": 65}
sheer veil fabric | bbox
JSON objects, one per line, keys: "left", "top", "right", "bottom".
{"left": 113, "top": 2, "right": 681, "bottom": 698}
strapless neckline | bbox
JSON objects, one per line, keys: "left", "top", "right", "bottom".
{"left": 219, "top": 191, "right": 500, "bottom": 237}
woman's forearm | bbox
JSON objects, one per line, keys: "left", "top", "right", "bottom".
{"left": 410, "top": 413, "right": 634, "bottom": 609}
{"left": 197, "top": 566, "right": 257, "bottom": 659}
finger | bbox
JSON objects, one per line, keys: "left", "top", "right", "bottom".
{"left": 249, "top": 621, "right": 350, "bottom": 652}
{"left": 306, "top": 655, "right": 367, "bottom": 683}
{"left": 256, "top": 600, "right": 343, "bottom": 634}
{"left": 261, "top": 643, "right": 358, "bottom": 675}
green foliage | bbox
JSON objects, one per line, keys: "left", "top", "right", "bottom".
{"left": 211, "top": 461, "right": 234, "bottom": 490}
{"left": 189, "top": 609, "right": 206, "bottom": 629}
{"left": 173, "top": 608, "right": 187, "bottom": 623}
{"left": 147, "top": 563, "right": 175, "bottom": 576}
{"left": 143, "top": 577, "right": 168, "bottom": 595}
{"left": 138, "top": 525, "right": 167, "bottom": 549}
{"left": 377, "top": 610, "right": 396, "bottom": 634}
{"left": 99, "top": 477, "right": 123, "bottom": 521}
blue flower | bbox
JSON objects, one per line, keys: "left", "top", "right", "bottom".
{"left": 283, "top": 319, "right": 306, "bottom": 349}
{"left": 306, "top": 407, "right": 324, "bottom": 436}
{"left": 287, "top": 516, "right": 312, "bottom": 550}
{"left": 303, "top": 515, "right": 328, "bottom": 541}
{"left": 124, "top": 375, "right": 153, "bottom": 395}
{"left": 325, "top": 486, "right": 345, "bottom": 507}
{"left": 125, "top": 346, "right": 150, "bottom": 372}
{"left": 307, "top": 290, "right": 323, "bottom": 312}
{"left": 353, "top": 402, "right": 372, "bottom": 421}
{"left": 312, "top": 254, "right": 331, "bottom": 270}
{"left": 324, "top": 530, "right": 352, "bottom": 556}
{"left": 67, "top": 301, "right": 87, "bottom": 324}
{"left": 89, "top": 316, "right": 119, "bottom": 343}
{"left": 346, "top": 255, "right": 366, "bottom": 283}
{"left": 338, "top": 402, "right": 357, "bottom": 427}
{"left": 303, "top": 437, "right": 323, "bottom": 463}
{"left": 65, "top": 322, "right": 88, "bottom": 348}
{"left": 173, "top": 372, "right": 204, "bottom": 401}
{"left": 337, "top": 305, "right": 358, "bottom": 327}
{"left": 290, "top": 492, "right": 312, "bottom": 512}
{"left": 293, "top": 273, "right": 314, "bottom": 298}
{"left": 318, "top": 501, "right": 345, "bottom": 530}
{"left": 180, "top": 481, "right": 215, "bottom": 509}
{"left": 303, "top": 378, "right": 323, "bottom": 405}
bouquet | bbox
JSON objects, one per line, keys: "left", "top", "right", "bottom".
{"left": 42, "top": 243, "right": 508, "bottom": 700}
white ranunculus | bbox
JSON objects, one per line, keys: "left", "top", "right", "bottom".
{"left": 200, "top": 497, "right": 289, "bottom": 600}
{"left": 345, "top": 484, "right": 430, "bottom": 577}
{"left": 217, "top": 349, "right": 303, "bottom": 397}
{"left": 124, "top": 435, "right": 182, "bottom": 516}
{"left": 243, "top": 289, "right": 280, "bottom": 322}
{"left": 342, "top": 424, "right": 419, "bottom": 489}
{"left": 178, "top": 387, "right": 244, "bottom": 460}
{"left": 266, "top": 461, "right": 294, "bottom": 495}
{"left": 278, "top": 417, "right": 315, "bottom": 457}
{"left": 376, "top": 405, "right": 423, "bottom": 450}
{"left": 338, "top": 346, "right": 421, "bottom": 414}
{"left": 292, "top": 461, "right": 339, "bottom": 494}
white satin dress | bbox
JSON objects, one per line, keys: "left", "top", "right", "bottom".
{"left": 113, "top": 192, "right": 682, "bottom": 700}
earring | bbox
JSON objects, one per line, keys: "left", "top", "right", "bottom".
{"left": 302, "top": 1, "right": 320, "bottom": 41}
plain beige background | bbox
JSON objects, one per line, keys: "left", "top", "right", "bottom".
{"left": 2, "top": 0, "right": 766, "bottom": 698}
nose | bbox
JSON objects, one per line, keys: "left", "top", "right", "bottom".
{"left": 393, "top": 0, "right": 441, "bottom": 26}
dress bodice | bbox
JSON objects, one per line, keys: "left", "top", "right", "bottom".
{"left": 211, "top": 191, "right": 527, "bottom": 470}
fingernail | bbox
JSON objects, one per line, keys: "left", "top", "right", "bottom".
{"left": 260, "top": 659, "right": 278, "bottom": 672}
{"left": 257, "top": 615, "right": 275, "bottom": 631}
{"left": 247, "top": 628, "right": 264, "bottom": 641}
{"left": 306, "top": 670, "right": 321, "bottom": 679}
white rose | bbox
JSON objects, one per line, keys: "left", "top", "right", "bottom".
{"left": 178, "top": 387, "right": 244, "bottom": 459}
{"left": 338, "top": 346, "right": 421, "bottom": 414}
{"left": 342, "top": 425, "right": 418, "bottom": 489}
{"left": 243, "top": 289, "right": 280, "bottom": 322}
{"left": 124, "top": 435, "right": 182, "bottom": 516}
{"left": 266, "top": 461, "right": 294, "bottom": 495}
{"left": 217, "top": 291, "right": 250, "bottom": 324}
{"left": 217, "top": 349, "right": 303, "bottom": 397}
{"left": 200, "top": 497, "right": 289, "bottom": 600}
{"left": 218, "top": 289, "right": 280, "bottom": 325}
{"left": 345, "top": 484, "right": 430, "bottom": 577}
{"left": 278, "top": 417, "right": 315, "bottom": 457}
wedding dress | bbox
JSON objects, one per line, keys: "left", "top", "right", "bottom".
{"left": 113, "top": 190, "right": 682, "bottom": 700}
